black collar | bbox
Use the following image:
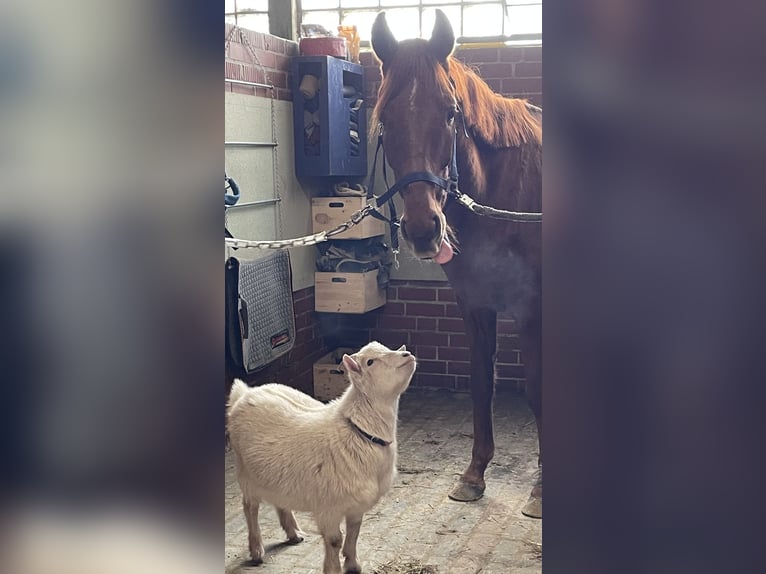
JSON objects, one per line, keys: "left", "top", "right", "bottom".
{"left": 347, "top": 419, "right": 391, "bottom": 447}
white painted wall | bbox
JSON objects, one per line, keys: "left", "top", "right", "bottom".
{"left": 225, "top": 93, "right": 316, "bottom": 291}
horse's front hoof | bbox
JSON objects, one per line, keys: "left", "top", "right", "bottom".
{"left": 521, "top": 490, "right": 542, "bottom": 519}
{"left": 448, "top": 479, "right": 485, "bottom": 502}
{"left": 521, "top": 467, "right": 542, "bottom": 518}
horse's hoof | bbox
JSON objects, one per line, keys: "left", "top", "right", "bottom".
{"left": 521, "top": 494, "right": 542, "bottom": 519}
{"left": 243, "top": 557, "right": 263, "bottom": 567}
{"left": 286, "top": 533, "right": 304, "bottom": 545}
{"left": 448, "top": 479, "right": 485, "bottom": 502}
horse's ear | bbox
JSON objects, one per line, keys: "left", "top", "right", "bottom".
{"left": 371, "top": 12, "right": 398, "bottom": 69}
{"left": 429, "top": 9, "right": 455, "bottom": 62}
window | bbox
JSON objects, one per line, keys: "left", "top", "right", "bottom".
{"left": 300, "top": 1, "right": 542, "bottom": 44}
{"left": 225, "top": 0, "right": 270, "bottom": 34}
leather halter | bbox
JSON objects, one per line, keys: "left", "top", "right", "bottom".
{"left": 365, "top": 121, "right": 461, "bottom": 256}
{"left": 364, "top": 77, "right": 542, "bottom": 243}
{"left": 366, "top": 78, "right": 469, "bottom": 244}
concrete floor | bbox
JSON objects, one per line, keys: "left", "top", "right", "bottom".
{"left": 225, "top": 388, "right": 542, "bottom": 574}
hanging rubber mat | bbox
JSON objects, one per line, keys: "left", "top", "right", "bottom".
{"left": 225, "top": 251, "right": 295, "bottom": 373}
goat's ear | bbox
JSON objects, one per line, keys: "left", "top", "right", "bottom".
{"left": 429, "top": 9, "right": 455, "bottom": 63}
{"left": 342, "top": 354, "right": 362, "bottom": 375}
{"left": 371, "top": 12, "right": 398, "bottom": 69}
{"left": 398, "top": 345, "right": 407, "bottom": 352}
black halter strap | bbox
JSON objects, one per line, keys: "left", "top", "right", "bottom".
{"left": 366, "top": 128, "right": 401, "bottom": 254}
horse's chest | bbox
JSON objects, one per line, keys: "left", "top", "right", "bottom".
{"left": 444, "top": 233, "right": 539, "bottom": 318}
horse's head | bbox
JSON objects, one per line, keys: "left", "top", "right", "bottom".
{"left": 372, "top": 10, "right": 458, "bottom": 264}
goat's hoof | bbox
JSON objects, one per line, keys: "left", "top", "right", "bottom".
{"left": 448, "top": 479, "right": 485, "bottom": 502}
{"left": 286, "top": 533, "right": 305, "bottom": 545}
{"left": 247, "top": 543, "right": 265, "bottom": 565}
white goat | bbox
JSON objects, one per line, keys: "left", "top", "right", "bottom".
{"left": 227, "top": 341, "right": 416, "bottom": 574}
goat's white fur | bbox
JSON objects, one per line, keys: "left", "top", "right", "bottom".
{"left": 227, "top": 341, "right": 416, "bottom": 574}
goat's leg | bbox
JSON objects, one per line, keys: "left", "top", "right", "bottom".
{"left": 449, "top": 305, "right": 497, "bottom": 502}
{"left": 242, "top": 496, "right": 264, "bottom": 564}
{"left": 276, "top": 507, "right": 304, "bottom": 544}
{"left": 342, "top": 513, "right": 364, "bottom": 573}
{"left": 317, "top": 517, "right": 344, "bottom": 574}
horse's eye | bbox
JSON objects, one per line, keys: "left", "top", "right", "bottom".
{"left": 366, "top": 359, "right": 374, "bottom": 366}
{"left": 447, "top": 107, "right": 456, "bottom": 122}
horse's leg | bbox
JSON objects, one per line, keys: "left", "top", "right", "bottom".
{"left": 519, "top": 306, "right": 542, "bottom": 518}
{"left": 448, "top": 305, "right": 497, "bottom": 502}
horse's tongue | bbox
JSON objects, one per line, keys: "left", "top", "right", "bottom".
{"left": 432, "top": 238, "right": 454, "bottom": 264}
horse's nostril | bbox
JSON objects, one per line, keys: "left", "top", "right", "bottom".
{"left": 400, "top": 218, "right": 408, "bottom": 239}
{"left": 433, "top": 215, "right": 441, "bottom": 235}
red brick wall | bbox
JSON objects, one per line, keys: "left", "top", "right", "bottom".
{"left": 361, "top": 44, "right": 542, "bottom": 108}
{"left": 318, "top": 280, "right": 526, "bottom": 393}
{"left": 226, "top": 287, "right": 330, "bottom": 395}
{"left": 225, "top": 24, "right": 297, "bottom": 100}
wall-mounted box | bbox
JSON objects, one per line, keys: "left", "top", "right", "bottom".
{"left": 292, "top": 56, "right": 367, "bottom": 177}
{"left": 312, "top": 196, "right": 385, "bottom": 239}
{"left": 314, "top": 269, "right": 386, "bottom": 314}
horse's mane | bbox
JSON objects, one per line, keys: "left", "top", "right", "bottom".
{"left": 372, "top": 41, "right": 541, "bottom": 149}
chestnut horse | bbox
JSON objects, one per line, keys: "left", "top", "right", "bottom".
{"left": 371, "top": 10, "right": 542, "bottom": 518}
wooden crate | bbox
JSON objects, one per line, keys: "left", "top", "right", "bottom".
{"left": 314, "top": 269, "right": 386, "bottom": 313}
{"left": 312, "top": 196, "right": 386, "bottom": 239}
{"left": 313, "top": 347, "right": 354, "bottom": 401}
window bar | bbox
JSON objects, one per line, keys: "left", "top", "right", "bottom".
{"left": 226, "top": 198, "right": 281, "bottom": 210}
{"left": 226, "top": 78, "right": 274, "bottom": 90}
{"left": 225, "top": 141, "right": 278, "bottom": 147}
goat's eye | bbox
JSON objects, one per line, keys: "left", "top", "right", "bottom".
{"left": 366, "top": 359, "right": 374, "bottom": 366}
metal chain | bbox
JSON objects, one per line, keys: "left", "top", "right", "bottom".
{"left": 224, "top": 191, "right": 542, "bottom": 251}
{"left": 225, "top": 205, "right": 376, "bottom": 250}
{"left": 270, "top": 73, "right": 283, "bottom": 241}
{"left": 226, "top": 26, "right": 273, "bottom": 86}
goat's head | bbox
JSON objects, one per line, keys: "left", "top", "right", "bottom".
{"left": 342, "top": 341, "right": 416, "bottom": 399}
